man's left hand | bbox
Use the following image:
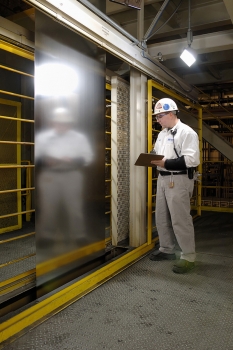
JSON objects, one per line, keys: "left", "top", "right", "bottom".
{"left": 151, "top": 157, "right": 166, "bottom": 168}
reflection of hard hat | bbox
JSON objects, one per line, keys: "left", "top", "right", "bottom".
{"left": 153, "top": 98, "right": 178, "bottom": 115}
{"left": 53, "top": 108, "right": 73, "bottom": 123}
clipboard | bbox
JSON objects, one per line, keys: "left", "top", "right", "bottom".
{"left": 135, "top": 153, "right": 164, "bottom": 167}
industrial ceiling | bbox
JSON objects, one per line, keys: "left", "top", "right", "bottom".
{"left": 106, "top": 0, "right": 233, "bottom": 99}
{"left": 1, "top": 0, "right": 233, "bottom": 103}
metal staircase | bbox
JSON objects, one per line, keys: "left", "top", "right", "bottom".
{"left": 181, "top": 112, "right": 233, "bottom": 162}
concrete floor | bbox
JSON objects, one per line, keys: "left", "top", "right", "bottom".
{"left": 2, "top": 211, "right": 233, "bottom": 350}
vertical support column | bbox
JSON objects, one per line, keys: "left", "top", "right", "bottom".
{"left": 111, "top": 77, "right": 118, "bottom": 246}
{"left": 147, "top": 79, "right": 153, "bottom": 244}
{"left": 16, "top": 102, "right": 22, "bottom": 229}
{"left": 197, "top": 107, "right": 203, "bottom": 216}
{"left": 129, "top": 68, "right": 147, "bottom": 247}
{"left": 111, "top": 76, "right": 130, "bottom": 246}
{"left": 137, "top": 0, "right": 144, "bottom": 42}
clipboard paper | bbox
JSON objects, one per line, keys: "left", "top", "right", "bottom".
{"left": 135, "top": 153, "right": 164, "bottom": 167}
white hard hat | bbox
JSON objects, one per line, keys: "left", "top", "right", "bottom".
{"left": 153, "top": 98, "right": 178, "bottom": 115}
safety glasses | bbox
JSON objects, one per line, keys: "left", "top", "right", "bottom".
{"left": 155, "top": 112, "right": 170, "bottom": 120}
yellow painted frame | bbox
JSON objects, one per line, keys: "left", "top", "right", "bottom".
{"left": 36, "top": 240, "right": 105, "bottom": 277}
{"left": 0, "top": 40, "right": 34, "bottom": 61}
{"left": 201, "top": 206, "right": 233, "bottom": 213}
{"left": 0, "top": 98, "right": 22, "bottom": 232}
{"left": 0, "top": 241, "right": 155, "bottom": 345}
{"left": 0, "top": 270, "right": 35, "bottom": 298}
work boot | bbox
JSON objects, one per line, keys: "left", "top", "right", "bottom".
{"left": 149, "top": 250, "right": 176, "bottom": 261}
{"left": 172, "top": 259, "right": 195, "bottom": 273}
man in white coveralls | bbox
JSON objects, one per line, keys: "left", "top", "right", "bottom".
{"left": 149, "top": 98, "right": 200, "bottom": 274}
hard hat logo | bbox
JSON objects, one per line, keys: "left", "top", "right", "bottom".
{"left": 153, "top": 98, "right": 178, "bottom": 115}
{"left": 156, "top": 102, "right": 162, "bottom": 109}
{"left": 163, "top": 103, "right": 170, "bottom": 110}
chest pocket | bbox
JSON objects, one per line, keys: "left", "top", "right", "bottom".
{"left": 166, "top": 137, "right": 182, "bottom": 158}
{"left": 164, "top": 137, "right": 175, "bottom": 158}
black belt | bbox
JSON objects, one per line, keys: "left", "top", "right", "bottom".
{"left": 160, "top": 170, "right": 187, "bottom": 176}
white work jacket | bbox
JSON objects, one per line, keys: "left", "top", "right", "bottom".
{"left": 153, "top": 119, "right": 200, "bottom": 172}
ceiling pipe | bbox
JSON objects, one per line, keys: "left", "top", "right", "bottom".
{"left": 24, "top": 0, "right": 197, "bottom": 99}
{"left": 143, "top": 0, "right": 171, "bottom": 44}
{"left": 79, "top": 0, "right": 194, "bottom": 94}
{"left": 78, "top": 0, "right": 144, "bottom": 49}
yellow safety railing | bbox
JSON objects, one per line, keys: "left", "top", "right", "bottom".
{"left": 0, "top": 93, "right": 35, "bottom": 300}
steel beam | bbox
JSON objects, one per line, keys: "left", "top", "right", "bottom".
{"left": 148, "top": 29, "right": 233, "bottom": 60}
{"left": 24, "top": 0, "right": 198, "bottom": 101}
{"left": 223, "top": 0, "right": 233, "bottom": 22}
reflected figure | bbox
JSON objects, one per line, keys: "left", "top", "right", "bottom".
{"left": 35, "top": 107, "right": 94, "bottom": 250}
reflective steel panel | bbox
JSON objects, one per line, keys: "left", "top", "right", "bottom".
{"left": 35, "top": 11, "right": 105, "bottom": 296}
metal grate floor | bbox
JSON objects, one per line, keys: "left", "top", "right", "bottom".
{"left": 3, "top": 212, "right": 233, "bottom": 350}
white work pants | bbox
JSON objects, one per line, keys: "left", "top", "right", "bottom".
{"left": 155, "top": 174, "right": 196, "bottom": 262}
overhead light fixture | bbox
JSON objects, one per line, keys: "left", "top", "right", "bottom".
{"left": 180, "top": 0, "right": 196, "bottom": 67}
{"left": 180, "top": 46, "right": 196, "bottom": 67}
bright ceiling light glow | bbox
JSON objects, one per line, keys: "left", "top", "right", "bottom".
{"left": 180, "top": 47, "right": 196, "bottom": 67}
{"left": 35, "top": 63, "right": 78, "bottom": 96}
